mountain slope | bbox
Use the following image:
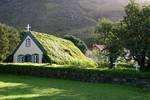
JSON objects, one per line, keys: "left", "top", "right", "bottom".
{"left": 0, "top": 0, "right": 126, "bottom": 33}
{"left": 0, "top": 0, "right": 148, "bottom": 35}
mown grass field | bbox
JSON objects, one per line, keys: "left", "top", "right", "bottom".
{"left": 0, "top": 73, "right": 150, "bottom": 100}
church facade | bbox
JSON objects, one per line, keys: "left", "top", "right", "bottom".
{"left": 13, "top": 32, "right": 43, "bottom": 63}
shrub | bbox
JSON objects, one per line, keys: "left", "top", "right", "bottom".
{"left": 64, "top": 35, "right": 88, "bottom": 54}
{"left": 0, "top": 63, "right": 150, "bottom": 87}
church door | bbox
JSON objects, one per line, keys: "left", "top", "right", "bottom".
{"left": 32, "top": 54, "right": 39, "bottom": 63}
{"left": 25, "top": 55, "right": 32, "bottom": 62}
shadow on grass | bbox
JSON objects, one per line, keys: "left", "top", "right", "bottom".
{"left": 0, "top": 74, "right": 149, "bottom": 100}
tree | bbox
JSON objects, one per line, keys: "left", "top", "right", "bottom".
{"left": 85, "top": 34, "right": 102, "bottom": 49}
{"left": 0, "top": 23, "right": 20, "bottom": 62}
{"left": 64, "top": 35, "right": 88, "bottom": 54}
{"left": 95, "top": 18, "right": 114, "bottom": 43}
{"left": 118, "top": 0, "right": 150, "bottom": 70}
{"left": 95, "top": 18, "right": 122, "bottom": 68}
{"left": 94, "top": 0, "right": 150, "bottom": 70}
{"left": 0, "top": 30, "right": 9, "bottom": 61}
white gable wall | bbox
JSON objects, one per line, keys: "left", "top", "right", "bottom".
{"left": 13, "top": 36, "right": 43, "bottom": 63}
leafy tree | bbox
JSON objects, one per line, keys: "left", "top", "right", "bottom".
{"left": 95, "top": 1, "right": 150, "bottom": 70}
{"left": 0, "top": 23, "right": 20, "bottom": 61}
{"left": 64, "top": 35, "right": 88, "bottom": 54}
{"left": 118, "top": 0, "right": 150, "bottom": 70}
{"left": 85, "top": 34, "right": 102, "bottom": 49}
{"left": 95, "top": 18, "right": 123, "bottom": 68}
{"left": 0, "top": 30, "right": 9, "bottom": 61}
{"left": 95, "top": 18, "right": 114, "bottom": 45}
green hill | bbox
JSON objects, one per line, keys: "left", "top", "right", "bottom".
{"left": 0, "top": 0, "right": 148, "bottom": 40}
{"left": 0, "top": 0, "right": 129, "bottom": 35}
{"left": 31, "top": 31, "right": 97, "bottom": 67}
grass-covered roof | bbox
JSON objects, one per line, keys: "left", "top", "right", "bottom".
{"left": 30, "top": 31, "right": 97, "bottom": 67}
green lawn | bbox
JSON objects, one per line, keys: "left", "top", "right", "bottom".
{"left": 0, "top": 74, "right": 149, "bottom": 100}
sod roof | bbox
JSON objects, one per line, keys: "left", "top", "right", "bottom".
{"left": 26, "top": 31, "right": 97, "bottom": 67}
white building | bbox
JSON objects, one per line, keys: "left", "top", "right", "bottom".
{"left": 13, "top": 32, "right": 44, "bottom": 63}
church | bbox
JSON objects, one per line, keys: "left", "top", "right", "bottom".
{"left": 13, "top": 24, "right": 43, "bottom": 63}
{"left": 9, "top": 24, "right": 96, "bottom": 67}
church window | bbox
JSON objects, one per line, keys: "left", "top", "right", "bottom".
{"left": 17, "top": 55, "right": 25, "bottom": 63}
{"left": 26, "top": 38, "right": 31, "bottom": 47}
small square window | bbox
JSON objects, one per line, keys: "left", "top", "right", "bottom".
{"left": 26, "top": 38, "right": 31, "bottom": 47}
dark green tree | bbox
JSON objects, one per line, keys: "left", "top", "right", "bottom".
{"left": 118, "top": 0, "right": 150, "bottom": 70}
{"left": 95, "top": 18, "right": 122, "bottom": 68}
{"left": 0, "top": 23, "right": 20, "bottom": 62}
{"left": 64, "top": 35, "right": 88, "bottom": 54}
{"left": 0, "top": 29, "right": 9, "bottom": 61}
{"left": 85, "top": 34, "right": 102, "bottom": 49}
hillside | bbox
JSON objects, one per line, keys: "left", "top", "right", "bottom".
{"left": 0, "top": 0, "right": 148, "bottom": 37}
{"left": 0, "top": 0, "right": 127, "bottom": 35}
{"left": 31, "top": 31, "right": 97, "bottom": 67}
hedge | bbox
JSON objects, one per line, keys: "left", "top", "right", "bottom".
{"left": 0, "top": 64, "right": 150, "bottom": 88}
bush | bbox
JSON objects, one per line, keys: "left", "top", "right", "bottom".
{"left": 64, "top": 35, "right": 88, "bottom": 54}
{"left": 0, "top": 63, "right": 150, "bottom": 87}
{"left": 97, "top": 62, "right": 109, "bottom": 68}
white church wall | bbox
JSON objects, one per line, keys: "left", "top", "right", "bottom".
{"left": 13, "top": 36, "right": 43, "bottom": 63}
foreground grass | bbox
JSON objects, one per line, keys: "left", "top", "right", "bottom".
{"left": 0, "top": 74, "right": 149, "bottom": 100}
